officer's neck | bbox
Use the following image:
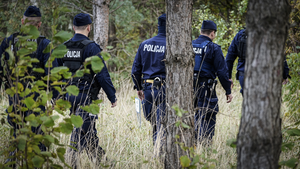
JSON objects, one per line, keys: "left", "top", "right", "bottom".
{"left": 201, "top": 34, "right": 213, "bottom": 41}
{"left": 74, "top": 30, "right": 89, "bottom": 37}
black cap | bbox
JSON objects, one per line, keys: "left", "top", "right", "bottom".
{"left": 158, "top": 13, "right": 166, "bottom": 27}
{"left": 201, "top": 20, "right": 217, "bottom": 31}
{"left": 24, "top": 6, "right": 41, "bottom": 17}
{"left": 73, "top": 13, "right": 92, "bottom": 26}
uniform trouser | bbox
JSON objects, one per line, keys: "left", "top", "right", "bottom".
{"left": 142, "top": 82, "right": 166, "bottom": 145}
{"left": 194, "top": 80, "right": 219, "bottom": 143}
{"left": 67, "top": 93, "right": 105, "bottom": 168}
{"left": 6, "top": 106, "right": 46, "bottom": 167}
{"left": 236, "top": 71, "right": 244, "bottom": 96}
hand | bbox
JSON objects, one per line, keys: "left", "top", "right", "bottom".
{"left": 137, "top": 90, "right": 144, "bottom": 100}
{"left": 111, "top": 101, "right": 117, "bottom": 108}
{"left": 282, "top": 79, "right": 289, "bottom": 85}
{"left": 226, "top": 94, "right": 233, "bottom": 103}
{"left": 229, "top": 79, "right": 234, "bottom": 89}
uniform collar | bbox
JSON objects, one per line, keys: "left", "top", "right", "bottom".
{"left": 198, "top": 35, "right": 212, "bottom": 42}
{"left": 71, "top": 33, "right": 90, "bottom": 41}
{"left": 157, "top": 32, "right": 166, "bottom": 36}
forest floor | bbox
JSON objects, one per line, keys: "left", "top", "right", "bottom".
{"left": 0, "top": 78, "right": 295, "bottom": 168}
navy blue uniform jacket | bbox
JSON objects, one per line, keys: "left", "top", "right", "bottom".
{"left": 0, "top": 34, "right": 56, "bottom": 79}
{"left": 131, "top": 33, "right": 166, "bottom": 90}
{"left": 57, "top": 34, "right": 117, "bottom": 103}
{"left": 193, "top": 35, "right": 231, "bottom": 95}
{"left": 226, "top": 29, "right": 290, "bottom": 79}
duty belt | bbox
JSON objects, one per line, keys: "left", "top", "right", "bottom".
{"left": 144, "top": 77, "right": 165, "bottom": 84}
{"left": 144, "top": 79, "right": 154, "bottom": 83}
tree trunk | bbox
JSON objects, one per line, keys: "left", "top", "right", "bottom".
{"left": 164, "top": 0, "right": 194, "bottom": 168}
{"left": 93, "top": 0, "right": 110, "bottom": 50}
{"left": 237, "top": 0, "right": 291, "bottom": 168}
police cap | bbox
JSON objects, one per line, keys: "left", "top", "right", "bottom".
{"left": 201, "top": 20, "right": 217, "bottom": 31}
{"left": 73, "top": 13, "right": 92, "bottom": 26}
{"left": 24, "top": 6, "right": 41, "bottom": 17}
{"left": 158, "top": 13, "right": 166, "bottom": 27}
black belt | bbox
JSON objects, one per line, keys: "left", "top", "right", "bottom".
{"left": 194, "top": 73, "right": 210, "bottom": 82}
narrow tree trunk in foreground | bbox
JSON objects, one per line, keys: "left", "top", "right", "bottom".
{"left": 93, "top": 0, "right": 110, "bottom": 50}
{"left": 237, "top": 0, "right": 291, "bottom": 168}
{"left": 165, "top": 0, "right": 194, "bottom": 168}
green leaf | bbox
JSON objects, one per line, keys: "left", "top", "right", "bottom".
{"left": 25, "top": 114, "right": 36, "bottom": 122}
{"left": 181, "top": 123, "right": 190, "bottom": 129}
{"left": 17, "top": 135, "right": 27, "bottom": 151}
{"left": 226, "top": 139, "right": 237, "bottom": 148}
{"left": 90, "top": 56, "right": 104, "bottom": 74}
{"left": 191, "top": 155, "right": 200, "bottom": 165}
{"left": 279, "top": 158, "right": 298, "bottom": 168}
{"left": 51, "top": 66, "right": 69, "bottom": 74}
{"left": 32, "top": 145, "right": 41, "bottom": 154}
{"left": 27, "top": 25, "right": 40, "bottom": 39}
{"left": 59, "top": 122, "right": 73, "bottom": 134}
{"left": 66, "top": 85, "right": 79, "bottom": 96}
{"left": 57, "top": 147, "right": 66, "bottom": 163}
{"left": 75, "top": 70, "right": 84, "bottom": 78}
{"left": 63, "top": 71, "right": 72, "bottom": 79}
{"left": 5, "top": 88, "right": 15, "bottom": 97}
{"left": 32, "top": 155, "right": 45, "bottom": 168}
{"left": 180, "top": 155, "right": 191, "bottom": 167}
{"left": 286, "top": 128, "right": 300, "bottom": 136}
{"left": 281, "top": 142, "right": 294, "bottom": 151}
{"left": 100, "top": 51, "right": 111, "bottom": 61}
{"left": 55, "top": 99, "right": 71, "bottom": 110}
{"left": 43, "top": 117, "right": 55, "bottom": 127}
{"left": 33, "top": 68, "right": 45, "bottom": 74}
{"left": 106, "top": 46, "right": 113, "bottom": 50}
{"left": 53, "top": 31, "right": 73, "bottom": 43}
{"left": 175, "top": 121, "right": 181, "bottom": 127}
{"left": 24, "top": 97, "right": 35, "bottom": 109}
{"left": 52, "top": 45, "right": 68, "bottom": 58}
{"left": 71, "top": 115, "right": 83, "bottom": 128}
{"left": 44, "top": 135, "right": 55, "bottom": 143}
{"left": 40, "top": 151, "right": 52, "bottom": 157}
{"left": 88, "top": 104, "right": 100, "bottom": 115}
{"left": 92, "top": 100, "right": 103, "bottom": 104}
{"left": 19, "top": 128, "right": 30, "bottom": 133}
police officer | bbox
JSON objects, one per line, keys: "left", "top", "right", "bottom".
{"left": 0, "top": 5, "right": 56, "bottom": 166}
{"left": 193, "top": 20, "right": 233, "bottom": 144}
{"left": 59, "top": 13, "right": 117, "bottom": 168}
{"left": 132, "top": 13, "right": 166, "bottom": 146}
{"left": 226, "top": 29, "right": 290, "bottom": 95}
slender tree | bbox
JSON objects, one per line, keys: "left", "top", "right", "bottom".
{"left": 164, "top": 0, "right": 194, "bottom": 168}
{"left": 93, "top": 0, "right": 110, "bottom": 50}
{"left": 237, "top": 0, "right": 291, "bottom": 168}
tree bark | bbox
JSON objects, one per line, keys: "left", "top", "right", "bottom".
{"left": 165, "top": 0, "right": 194, "bottom": 168}
{"left": 93, "top": 0, "right": 110, "bottom": 50}
{"left": 237, "top": 0, "right": 291, "bottom": 168}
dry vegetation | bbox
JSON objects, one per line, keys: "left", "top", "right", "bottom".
{"left": 0, "top": 79, "right": 295, "bottom": 168}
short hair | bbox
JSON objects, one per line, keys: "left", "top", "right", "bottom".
{"left": 73, "top": 24, "right": 89, "bottom": 31}
{"left": 23, "top": 15, "right": 41, "bottom": 27}
{"left": 200, "top": 29, "right": 215, "bottom": 35}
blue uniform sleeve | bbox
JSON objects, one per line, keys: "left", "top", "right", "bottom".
{"left": 226, "top": 31, "right": 242, "bottom": 79}
{"left": 86, "top": 43, "right": 117, "bottom": 103}
{"left": 213, "top": 44, "right": 231, "bottom": 95}
{"left": 131, "top": 43, "right": 143, "bottom": 90}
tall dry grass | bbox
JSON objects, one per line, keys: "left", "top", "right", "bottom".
{"left": 0, "top": 78, "right": 296, "bottom": 168}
